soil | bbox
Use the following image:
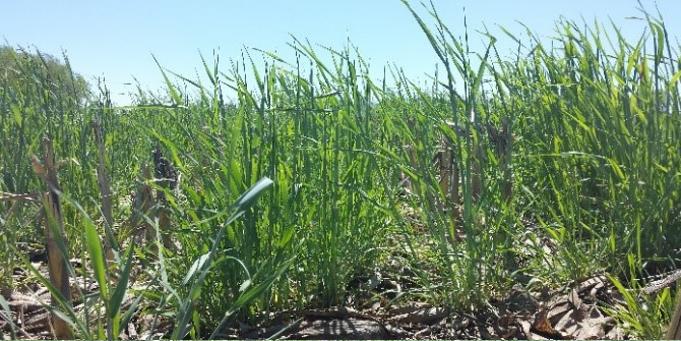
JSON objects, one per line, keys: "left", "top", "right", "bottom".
{"left": 0, "top": 257, "right": 636, "bottom": 340}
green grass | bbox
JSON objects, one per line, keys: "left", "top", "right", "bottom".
{"left": 1, "top": 2, "right": 680, "bottom": 339}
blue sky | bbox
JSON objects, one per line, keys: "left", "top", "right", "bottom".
{"left": 2, "top": 1, "right": 680, "bottom": 104}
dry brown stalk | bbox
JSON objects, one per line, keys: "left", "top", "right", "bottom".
{"left": 152, "top": 146, "right": 178, "bottom": 250}
{"left": 666, "top": 290, "right": 681, "bottom": 339}
{"left": 661, "top": 271, "right": 681, "bottom": 340}
{"left": 487, "top": 117, "right": 513, "bottom": 203}
{"left": 126, "top": 147, "right": 178, "bottom": 255}
{"left": 129, "top": 165, "right": 155, "bottom": 246}
{"left": 30, "top": 137, "right": 73, "bottom": 339}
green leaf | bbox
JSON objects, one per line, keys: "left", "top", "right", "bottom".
{"left": 276, "top": 227, "right": 295, "bottom": 248}
{"left": 183, "top": 252, "right": 210, "bottom": 285}
{"left": 400, "top": 0, "right": 446, "bottom": 65}
{"left": 232, "top": 177, "right": 274, "bottom": 214}
{"left": 152, "top": 54, "right": 183, "bottom": 106}
{"left": 669, "top": 69, "right": 681, "bottom": 87}
{"left": 22, "top": 256, "right": 90, "bottom": 338}
{"left": 83, "top": 218, "right": 109, "bottom": 300}
{"left": 120, "top": 294, "right": 143, "bottom": 330}
{"left": 651, "top": 22, "right": 664, "bottom": 64}
{"left": 0, "top": 294, "right": 16, "bottom": 339}
{"left": 109, "top": 246, "right": 134, "bottom": 320}
{"left": 172, "top": 177, "right": 274, "bottom": 340}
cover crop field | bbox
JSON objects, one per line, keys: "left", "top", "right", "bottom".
{"left": 1, "top": 2, "right": 680, "bottom": 339}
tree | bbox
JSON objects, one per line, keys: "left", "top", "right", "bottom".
{"left": 0, "top": 45, "right": 90, "bottom": 104}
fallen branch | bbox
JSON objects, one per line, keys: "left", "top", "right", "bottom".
{"left": 642, "top": 270, "right": 681, "bottom": 295}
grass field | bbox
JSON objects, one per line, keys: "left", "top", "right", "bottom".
{"left": 1, "top": 2, "right": 680, "bottom": 339}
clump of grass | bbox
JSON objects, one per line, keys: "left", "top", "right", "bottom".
{"left": 606, "top": 257, "right": 676, "bottom": 339}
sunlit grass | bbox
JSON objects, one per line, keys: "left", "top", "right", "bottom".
{"left": 1, "top": 2, "right": 680, "bottom": 338}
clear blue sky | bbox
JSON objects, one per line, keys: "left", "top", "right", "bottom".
{"left": 2, "top": 1, "right": 680, "bottom": 104}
